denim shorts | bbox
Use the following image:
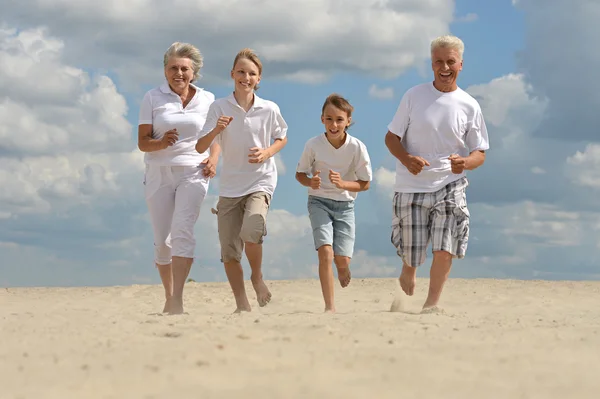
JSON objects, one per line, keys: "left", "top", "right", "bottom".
{"left": 307, "top": 195, "right": 355, "bottom": 257}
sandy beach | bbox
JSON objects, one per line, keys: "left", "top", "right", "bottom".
{"left": 1, "top": 277, "right": 599, "bottom": 399}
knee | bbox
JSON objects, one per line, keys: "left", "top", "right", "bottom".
{"left": 433, "top": 250, "right": 453, "bottom": 262}
{"left": 317, "top": 245, "right": 334, "bottom": 263}
{"left": 240, "top": 214, "right": 266, "bottom": 244}
{"left": 334, "top": 255, "right": 351, "bottom": 268}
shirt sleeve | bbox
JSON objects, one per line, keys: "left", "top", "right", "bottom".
{"left": 138, "top": 91, "right": 153, "bottom": 125}
{"left": 354, "top": 141, "right": 373, "bottom": 182}
{"left": 387, "top": 90, "right": 410, "bottom": 139}
{"left": 295, "top": 141, "right": 314, "bottom": 175}
{"left": 465, "top": 106, "right": 490, "bottom": 152}
{"left": 271, "top": 104, "right": 288, "bottom": 140}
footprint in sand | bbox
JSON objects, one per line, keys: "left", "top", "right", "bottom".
{"left": 389, "top": 295, "right": 405, "bottom": 313}
{"left": 420, "top": 306, "right": 447, "bottom": 315}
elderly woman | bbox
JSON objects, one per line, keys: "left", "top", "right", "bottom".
{"left": 138, "top": 42, "right": 219, "bottom": 315}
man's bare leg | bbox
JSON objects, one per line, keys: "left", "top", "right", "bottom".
{"left": 333, "top": 255, "right": 351, "bottom": 288}
{"left": 423, "top": 251, "right": 453, "bottom": 310}
{"left": 245, "top": 242, "right": 272, "bottom": 307}
{"left": 169, "top": 256, "right": 193, "bottom": 315}
{"left": 157, "top": 263, "right": 173, "bottom": 313}
{"left": 224, "top": 260, "right": 252, "bottom": 312}
{"left": 318, "top": 245, "right": 335, "bottom": 313}
{"left": 399, "top": 262, "right": 417, "bottom": 296}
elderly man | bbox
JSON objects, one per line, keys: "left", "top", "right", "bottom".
{"left": 384, "top": 35, "right": 489, "bottom": 312}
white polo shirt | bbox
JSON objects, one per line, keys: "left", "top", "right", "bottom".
{"left": 387, "top": 82, "right": 489, "bottom": 193}
{"left": 200, "top": 93, "right": 288, "bottom": 198}
{"left": 139, "top": 82, "right": 215, "bottom": 166}
{"left": 296, "top": 133, "right": 372, "bottom": 202}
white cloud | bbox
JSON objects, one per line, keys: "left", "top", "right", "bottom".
{"left": 368, "top": 84, "right": 394, "bottom": 100}
{"left": 531, "top": 167, "right": 546, "bottom": 174}
{"left": 566, "top": 144, "right": 600, "bottom": 189}
{"left": 465, "top": 73, "right": 547, "bottom": 146}
{"left": 274, "top": 154, "right": 286, "bottom": 175}
{"left": 0, "top": 28, "right": 139, "bottom": 219}
{"left": 515, "top": 0, "right": 600, "bottom": 140}
{"left": 497, "top": 201, "right": 584, "bottom": 247}
{"left": 373, "top": 167, "right": 395, "bottom": 200}
{"left": 3, "top": 1, "right": 454, "bottom": 88}
{"left": 455, "top": 13, "right": 478, "bottom": 23}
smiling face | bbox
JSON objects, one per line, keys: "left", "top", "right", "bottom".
{"left": 231, "top": 57, "right": 261, "bottom": 93}
{"left": 321, "top": 104, "right": 351, "bottom": 141}
{"left": 431, "top": 46, "right": 463, "bottom": 92}
{"left": 164, "top": 56, "right": 194, "bottom": 94}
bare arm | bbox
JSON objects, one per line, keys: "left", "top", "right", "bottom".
{"left": 267, "top": 136, "right": 287, "bottom": 157}
{"left": 339, "top": 180, "right": 370, "bottom": 192}
{"left": 465, "top": 150, "right": 485, "bottom": 170}
{"left": 138, "top": 124, "right": 172, "bottom": 152}
{"left": 295, "top": 172, "right": 312, "bottom": 187}
{"left": 328, "top": 170, "right": 370, "bottom": 192}
{"left": 208, "top": 140, "right": 221, "bottom": 161}
{"left": 249, "top": 136, "right": 288, "bottom": 164}
{"left": 449, "top": 149, "right": 486, "bottom": 174}
{"left": 384, "top": 131, "right": 410, "bottom": 164}
{"left": 384, "top": 131, "right": 430, "bottom": 175}
{"left": 196, "top": 128, "right": 219, "bottom": 154}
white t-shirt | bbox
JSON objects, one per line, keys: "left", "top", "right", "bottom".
{"left": 139, "top": 83, "right": 215, "bottom": 166}
{"left": 296, "top": 133, "right": 372, "bottom": 202}
{"left": 387, "top": 82, "right": 489, "bottom": 193}
{"left": 200, "top": 93, "right": 288, "bottom": 198}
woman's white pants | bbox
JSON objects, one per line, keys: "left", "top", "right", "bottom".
{"left": 144, "top": 164, "right": 209, "bottom": 265}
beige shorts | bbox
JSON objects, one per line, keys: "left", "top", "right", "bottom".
{"left": 217, "top": 191, "right": 271, "bottom": 262}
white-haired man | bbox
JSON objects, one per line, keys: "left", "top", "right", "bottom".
{"left": 384, "top": 35, "right": 489, "bottom": 312}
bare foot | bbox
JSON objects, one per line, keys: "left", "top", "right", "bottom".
{"left": 337, "top": 267, "right": 351, "bottom": 288}
{"left": 399, "top": 264, "right": 416, "bottom": 296}
{"left": 168, "top": 297, "right": 184, "bottom": 315}
{"left": 324, "top": 307, "right": 336, "bottom": 314}
{"left": 162, "top": 297, "right": 173, "bottom": 313}
{"left": 233, "top": 304, "right": 252, "bottom": 314}
{"left": 251, "top": 277, "right": 272, "bottom": 307}
{"left": 233, "top": 294, "right": 252, "bottom": 313}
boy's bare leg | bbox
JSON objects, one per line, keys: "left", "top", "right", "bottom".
{"left": 169, "top": 256, "right": 193, "bottom": 315}
{"left": 318, "top": 245, "right": 335, "bottom": 313}
{"left": 423, "top": 251, "right": 452, "bottom": 310}
{"left": 333, "top": 255, "right": 351, "bottom": 287}
{"left": 399, "top": 262, "right": 417, "bottom": 296}
{"left": 157, "top": 263, "right": 173, "bottom": 313}
{"left": 245, "top": 242, "right": 272, "bottom": 307}
{"left": 224, "top": 260, "right": 252, "bottom": 313}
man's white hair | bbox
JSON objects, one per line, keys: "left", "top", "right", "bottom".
{"left": 430, "top": 35, "right": 465, "bottom": 59}
{"left": 163, "top": 42, "right": 203, "bottom": 82}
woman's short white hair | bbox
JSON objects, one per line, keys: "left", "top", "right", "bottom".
{"left": 430, "top": 35, "right": 465, "bottom": 59}
{"left": 163, "top": 42, "right": 203, "bottom": 82}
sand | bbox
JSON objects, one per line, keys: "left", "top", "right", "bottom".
{"left": 1, "top": 277, "right": 599, "bottom": 399}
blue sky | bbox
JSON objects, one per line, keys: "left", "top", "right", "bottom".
{"left": 1, "top": 0, "right": 599, "bottom": 287}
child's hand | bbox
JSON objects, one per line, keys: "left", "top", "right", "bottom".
{"left": 214, "top": 116, "right": 233, "bottom": 134}
{"left": 310, "top": 170, "right": 321, "bottom": 189}
{"left": 329, "top": 170, "right": 346, "bottom": 189}
{"left": 248, "top": 147, "right": 271, "bottom": 163}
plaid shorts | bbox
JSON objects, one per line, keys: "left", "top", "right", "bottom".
{"left": 391, "top": 177, "right": 470, "bottom": 267}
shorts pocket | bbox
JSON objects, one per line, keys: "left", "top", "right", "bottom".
{"left": 452, "top": 191, "right": 470, "bottom": 241}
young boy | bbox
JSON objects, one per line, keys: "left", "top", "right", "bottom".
{"left": 295, "top": 94, "right": 372, "bottom": 313}
{"left": 196, "top": 49, "right": 288, "bottom": 313}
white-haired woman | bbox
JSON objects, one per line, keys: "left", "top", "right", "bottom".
{"left": 138, "top": 42, "right": 219, "bottom": 315}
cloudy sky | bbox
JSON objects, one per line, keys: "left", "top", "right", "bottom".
{"left": 1, "top": 0, "right": 599, "bottom": 287}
